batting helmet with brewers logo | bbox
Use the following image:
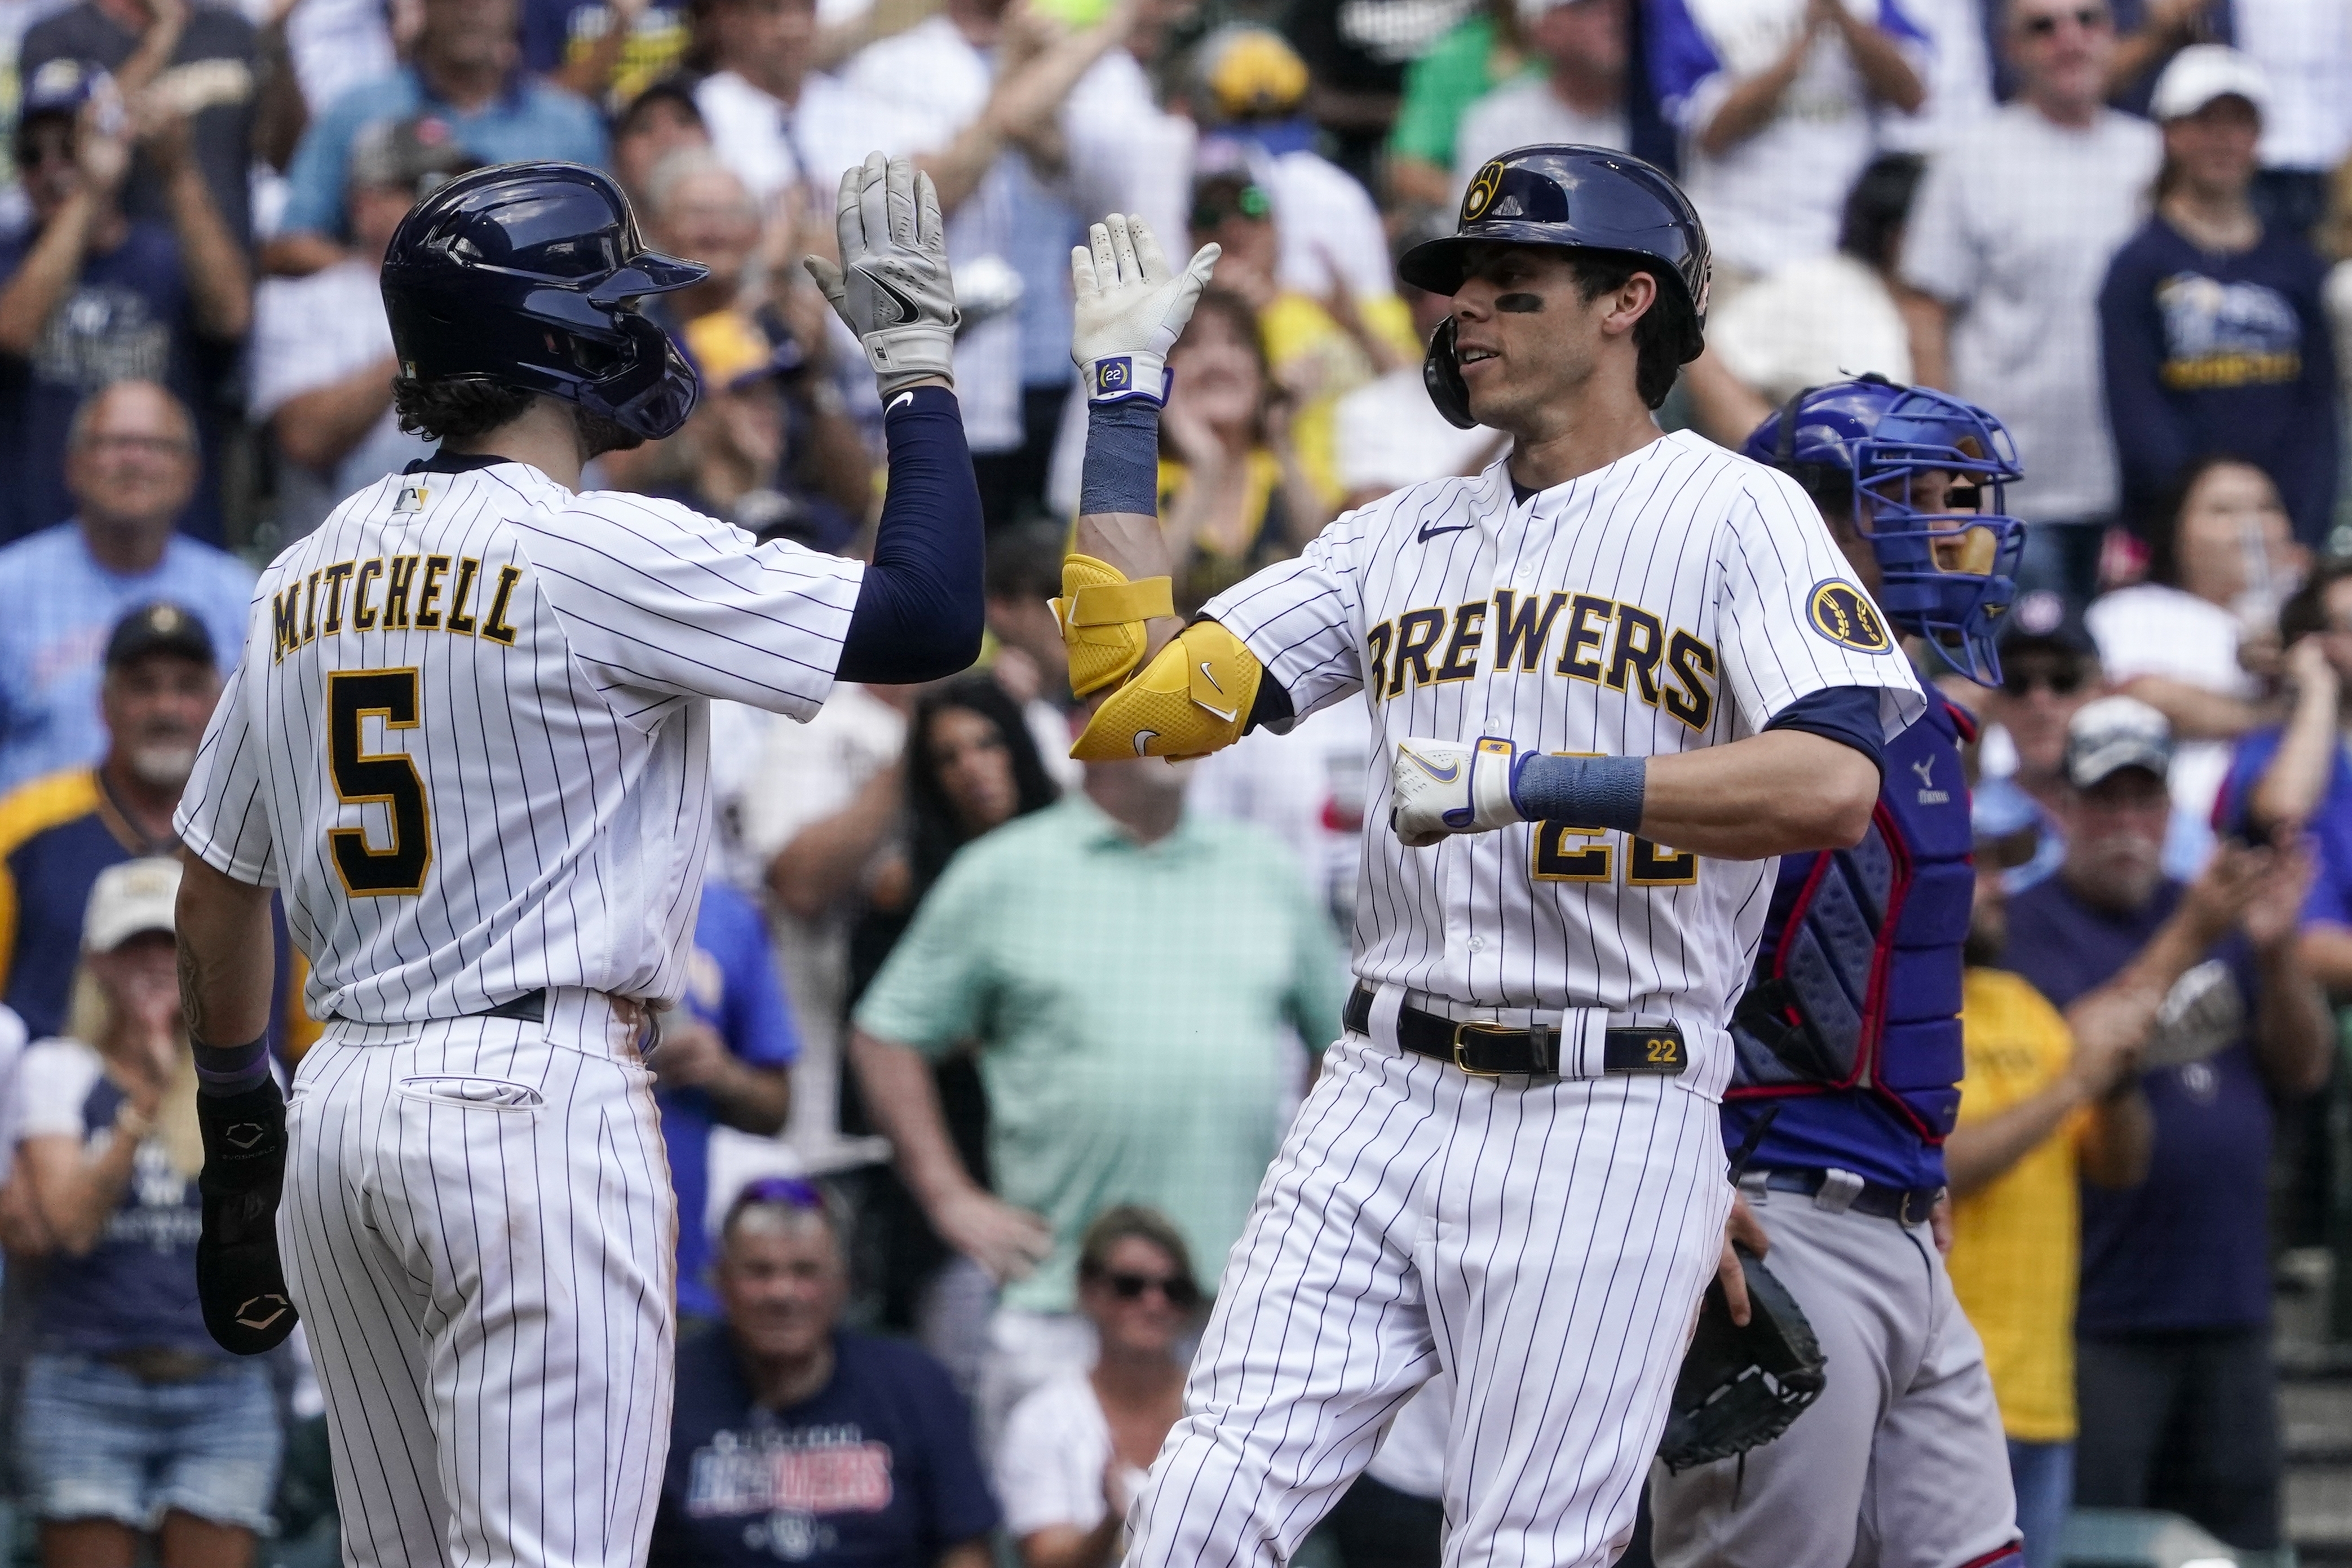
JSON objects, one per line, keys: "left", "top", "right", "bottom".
{"left": 1399, "top": 144, "right": 1711, "bottom": 427}
{"left": 381, "top": 161, "right": 709, "bottom": 441}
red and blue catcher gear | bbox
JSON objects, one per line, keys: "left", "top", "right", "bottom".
{"left": 381, "top": 161, "right": 708, "bottom": 442}
{"left": 1723, "top": 698, "right": 1977, "bottom": 1191}
{"left": 1741, "top": 377, "right": 2024, "bottom": 686}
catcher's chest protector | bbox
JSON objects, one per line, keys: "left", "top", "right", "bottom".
{"left": 1727, "top": 698, "right": 1974, "bottom": 1143}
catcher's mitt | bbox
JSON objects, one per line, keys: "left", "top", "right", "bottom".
{"left": 1656, "top": 1246, "right": 1825, "bottom": 1473}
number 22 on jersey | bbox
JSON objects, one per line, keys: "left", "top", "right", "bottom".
{"left": 326, "top": 668, "right": 431, "bottom": 897}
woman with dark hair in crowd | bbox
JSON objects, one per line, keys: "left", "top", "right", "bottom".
{"left": 1157, "top": 285, "right": 1337, "bottom": 610}
{"left": 996, "top": 1206, "right": 1202, "bottom": 1568}
{"left": 2100, "top": 45, "right": 2338, "bottom": 552}
{"left": 2086, "top": 453, "right": 2303, "bottom": 867}
{"left": 843, "top": 671, "right": 1060, "bottom": 1360}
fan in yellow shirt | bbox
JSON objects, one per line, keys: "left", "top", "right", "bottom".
{"left": 1945, "top": 799, "right": 2155, "bottom": 1568}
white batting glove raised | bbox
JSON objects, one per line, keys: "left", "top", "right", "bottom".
{"left": 1390, "top": 737, "right": 1523, "bottom": 848}
{"left": 1069, "top": 213, "right": 1219, "bottom": 406}
{"left": 804, "top": 151, "right": 958, "bottom": 397}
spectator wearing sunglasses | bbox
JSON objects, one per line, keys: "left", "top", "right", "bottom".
{"left": 996, "top": 1207, "right": 1200, "bottom": 1568}
{"left": 651, "top": 1177, "right": 998, "bottom": 1568}
{"left": 1971, "top": 593, "right": 2104, "bottom": 891}
{"left": 2086, "top": 455, "right": 2301, "bottom": 871}
{"left": 2222, "top": 557, "right": 2352, "bottom": 1000}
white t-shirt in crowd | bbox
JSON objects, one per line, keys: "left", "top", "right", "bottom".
{"left": 1451, "top": 77, "right": 1628, "bottom": 193}
{"left": 1191, "top": 697, "right": 1375, "bottom": 941}
{"left": 248, "top": 257, "right": 431, "bottom": 538}
{"left": 2235, "top": 0, "right": 2352, "bottom": 172}
{"left": 1708, "top": 251, "right": 1912, "bottom": 405}
{"left": 995, "top": 1372, "right": 1152, "bottom": 1539}
{"left": 1651, "top": 0, "right": 1931, "bottom": 276}
{"left": 15, "top": 1037, "right": 107, "bottom": 1144}
{"left": 1901, "top": 103, "right": 2160, "bottom": 523}
{"left": 1330, "top": 368, "right": 1499, "bottom": 501}
{"left": 1874, "top": 0, "right": 1990, "bottom": 152}
{"left": 1254, "top": 146, "right": 1396, "bottom": 304}
{"left": 2085, "top": 582, "right": 2260, "bottom": 848}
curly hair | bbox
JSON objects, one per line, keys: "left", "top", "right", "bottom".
{"left": 392, "top": 377, "right": 644, "bottom": 457}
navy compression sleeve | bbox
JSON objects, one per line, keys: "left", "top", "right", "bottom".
{"left": 1763, "top": 685, "right": 1889, "bottom": 777}
{"left": 838, "top": 386, "right": 986, "bottom": 683}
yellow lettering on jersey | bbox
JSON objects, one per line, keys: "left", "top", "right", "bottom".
{"left": 481, "top": 565, "right": 524, "bottom": 646}
{"left": 1388, "top": 608, "right": 1445, "bottom": 696}
{"left": 351, "top": 560, "right": 383, "bottom": 630}
{"left": 317, "top": 561, "right": 356, "bottom": 637}
{"left": 300, "top": 569, "right": 322, "bottom": 645}
{"left": 1605, "top": 606, "right": 1664, "bottom": 704}
{"left": 414, "top": 556, "right": 450, "bottom": 629}
{"left": 1629, "top": 836, "right": 1699, "bottom": 886}
{"left": 270, "top": 584, "right": 301, "bottom": 663}
{"left": 1435, "top": 601, "right": 1486, "bottom": 682}
{"left": 1663, "top": 630, "right": 1718, "bottom": 733}
{"left": 382, "top": 555, "right": 421, "bottom": 628}
{"left": 1555, "top": 595, "right": 1612, "bottom": 681}
{"left": 445, "top": 557, "right": 481, "bottom": 636}
{"left": 1364, "top": 620, "right": 1394, "bottom": 702}
{"left": 1491, "top": 589, "right": 1565, "bottom": 672}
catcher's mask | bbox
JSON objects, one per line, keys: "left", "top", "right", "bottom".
{"left": 1744, "top": 374, "right": 2026, "bottom": 688}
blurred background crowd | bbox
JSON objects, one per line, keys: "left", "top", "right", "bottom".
{"left": 0, "top": 0, "right": 2349, "bottom": 1563}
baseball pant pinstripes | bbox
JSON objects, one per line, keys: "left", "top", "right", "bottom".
{"left": 280, "top": 1005, "right": 675, "bottom": 1568}
{"left": 1127, "top": 1028, "right": 1731, "bottom": 1568}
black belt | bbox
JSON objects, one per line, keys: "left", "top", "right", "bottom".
{"left": 1754, "top": 1167, "right": 1944, "bottom": 1226}
{"left": 1342, "top": 985, "right": 1687, "bottom": 1078}
{"left": 475, "top": 990, "right": 546, "bottom": 1023}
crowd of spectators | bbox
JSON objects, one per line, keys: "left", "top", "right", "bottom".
{"left": 0, "top": 0, "right": 2348, "bottom": 1562}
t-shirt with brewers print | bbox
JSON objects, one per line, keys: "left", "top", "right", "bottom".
{"left": 1200, "top": 429, "right": 1926, "bottom": 1100}
{"left": 173, "top": 450, "right": 865, "bottom": 1024}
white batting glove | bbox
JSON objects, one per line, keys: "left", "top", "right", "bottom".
{"left": 1069, "top": 213, "right": 1219, "bottom": 406}
{"left": 804, "top": 151, "right": 958, "bottom": 397}
{"left": 1390, "top": 737, "right": 1524, "bottom": 848}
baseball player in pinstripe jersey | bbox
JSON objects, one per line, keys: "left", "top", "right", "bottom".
{"left": 168, "top": 154, "right": 984, "bottom": 1568}
{"left": 1051, "top": 144, "right": 1926, "bottom": 1567}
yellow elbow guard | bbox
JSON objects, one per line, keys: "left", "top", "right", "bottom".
{"left": 1052, "top": 554, "right": 1175, "bottom": 698}
{"left": 1072, "top": 619, "right": 1263, "bottom": 762}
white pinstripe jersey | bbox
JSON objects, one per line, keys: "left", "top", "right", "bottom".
{"left": 1201, "top": 429, "right": 1927, "bottom": 1098}
{"left": 174, "top": 459, "right": 865, "bottom": 1025}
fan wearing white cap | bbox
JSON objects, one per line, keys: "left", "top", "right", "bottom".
{"left": 2098, "top": 43, "right": 2338, "bottom": 551}
{"left": 9, "top": 856, "right": 289, "bottom": 1566}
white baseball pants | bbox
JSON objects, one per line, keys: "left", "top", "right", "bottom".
{"left": 1126, "top": 1027, "right": 1731, "bottom": 1568}
{"left": 278, "top": 993, "right": 675, "bottom": 1568}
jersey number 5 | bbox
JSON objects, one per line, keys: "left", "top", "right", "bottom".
{"left": 327, "top": 668, "right": 431, "bottom": 897}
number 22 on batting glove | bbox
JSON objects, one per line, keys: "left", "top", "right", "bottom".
{"left": 1390, "top": 737, "right": 1524, "bottom": 848}
{"left": 804, "top": 151, "right": 958, "bottom": 397}
{"left": 1071, "top": 213, "right": 1219, "bottom": 406}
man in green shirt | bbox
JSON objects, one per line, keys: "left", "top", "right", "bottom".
{"left": 849, "top": 749, "right": 1347, "bottom": 1447}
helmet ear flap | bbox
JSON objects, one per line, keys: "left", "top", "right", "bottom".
{"left": 1425, "top": 317, "right": 1476, "bottom": 430}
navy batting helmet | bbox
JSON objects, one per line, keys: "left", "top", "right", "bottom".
{"left": 381, "top": 161, "right": 709, "bottom": 442}
{"left": 1399, "top": 144, "right": 1711, "bottom": 428}
{"left": 1743, "top": 376, "right": 2026, "bottom": 687}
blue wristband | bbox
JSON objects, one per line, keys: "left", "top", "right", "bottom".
{"left": 192, "top": 1034, "right": 271, "bottom": 1099}
{"left": 1079, "top": 399, "right": 1161, "bottom": 517}
{"left": 1510, "top": 753, "right": 1647, "bottom": 836}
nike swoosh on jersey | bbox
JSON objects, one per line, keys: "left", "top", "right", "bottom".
{"left": 1417, "top": 521, "right": 1475, "bottom": 542}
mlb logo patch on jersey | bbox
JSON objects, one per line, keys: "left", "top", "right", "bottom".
{"left": 394, "top": 482, "right": 429, "bottom": 514}
{"left": 1807, "top": 581, "right": 1892, "bottom": 654}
